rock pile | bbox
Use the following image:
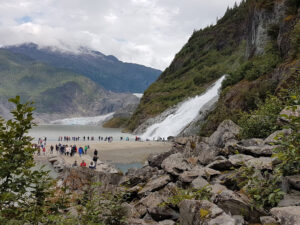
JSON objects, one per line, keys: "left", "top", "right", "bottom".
{"left": 117, "top": 120, "right": 299, "bottom": 225}
{"left": 56, "top": 118, "right": 299, "bottom": 224}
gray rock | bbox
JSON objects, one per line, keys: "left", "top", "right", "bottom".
{"left": 136, "top": 192, "right": 168, "bottom": 218}
{"left": 122, "top": 202, "right": 140, "bottom": 218}
{"left": 158, "top": 220, "right": 175, "bottom": 225}
{"left": 278, "top": 105, "right": 300, "bottom": 123}
{"left": 138, "top": 175, "right": 171, "bottom": 197}
{"left": 214, "top": 189, "right": 265, "bottom": 222}
{"left": 260, "top": 216, "right": 279, "bottom": 225}
{"left": 233, "top": 144, "right": 277, "bottom": 157}
{"left": 287, "top": 175, "right": 300, "bottom": 191}
{"left": 195, "top": 142, "right": 221, "bottom": 165}
{"left": 228, "top": 154, "right": 254, "bottom": 166}
{"left": 179, "top": 170, "right": 201, "bottom": 183}
{"left": 148, "top": 150, "right": 176, "bottom": 169}
{"left": 161, "top": 153, "right": 191, "bottom": 176}
{"left": 127, "top": 218, "right": 159, "bottom": 225}
{"left": 207, "top": 159, "right": 233, "bottom": 171}
{"left": 179, "top": 199, "right": 235, "bottom": 225}
{"left": 125, "top": 166, "right": 160, "bottom": 187}
{"left": 245, "top": 157, "right": 275, "bottom": 170}
{"left": 190, "top": 177, "right": 209, "bottom": 189}
{"left": 278, "top": 190, "right": 300, "bottom": 207}
{"left": 239, "top": 138, "right": 264, "bottom": 147}
{"left": 232, "top": 215, "right": 245, "bottom": 225}
{"left": 199, "top": 167, "right": 222, "bottom": 179}
{"left": 264, "top": 129, "right": 292, "bottom": 145}
{"left": 148, "top": 206, "right": 179, "bottom": 222}
{"left": 271, "top": 206, "right": 300, "bottom": 225}
{"left": 208, "top": 120, "right": 241, "bottom": 148}
{"left": 210, "top": 184, "right": 229, "bottom": 201}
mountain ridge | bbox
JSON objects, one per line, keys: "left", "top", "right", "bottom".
{"left": 0, "top": 48, "right": 139, "bottom": 122}
{"left": 2, "top": 43, "right": 162, "bottom": 93}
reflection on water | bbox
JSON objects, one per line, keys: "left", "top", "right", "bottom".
{"left": 29, "top": 125, "right": 135, "bottom": 142}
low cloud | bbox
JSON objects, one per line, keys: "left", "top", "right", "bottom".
{"left": 0, "top": 0, "right": 241, "bottom": 70}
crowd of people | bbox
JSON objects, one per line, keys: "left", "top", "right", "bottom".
{"left": 57, "top": 135, "right": 131, "bottom": 142}
{"left": 34, "top": 136, "right": 100, "bottom": 170}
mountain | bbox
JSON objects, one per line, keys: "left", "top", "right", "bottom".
{"left": 2, "top": 43, "right": 162, "bottom": 93}
{"left": 127, "top": 0, "right": 300, "bottom": 133}
{"left": 0, "top": 49, "right": 139, "bottom": 122}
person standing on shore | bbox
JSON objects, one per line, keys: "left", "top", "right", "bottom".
{"left": 80, "top": 160, "right": 86, "bottom": 167}
{"left": 79, "top": 147, "right": 83, "bottom": 157}
{"left": 50, "top": 145, "right": 54, "bottom": 154}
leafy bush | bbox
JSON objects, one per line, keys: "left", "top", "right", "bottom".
{"left": 245, "top": 171, "right": 284, "bottom": 210}
{"left": 238, "top": 95, "right": 283, "bottom": 138}
{"left": 274, "top": 104, "right": 300, "bottom": 176}
{"left": 0, "top": 96, "right": 54, "bottom": 224}
{"left": 162, "top": 186, "right": 212, "bottom": 208}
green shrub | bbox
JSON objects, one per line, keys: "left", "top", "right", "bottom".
{"left": 274, "top": 104, "right": 300, "bottom": 176}
{"left": 238, "top": 95, "right": 283, "bottom": 138}
{"left": 245, "top": 170, "right": 284, "bottom": 210}
{"left": 162, "top": 186, "right": 212, "bottom": 208}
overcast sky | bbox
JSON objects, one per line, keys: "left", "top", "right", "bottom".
{"left": 0, "top": 0, "right": 241, "bottom": 70}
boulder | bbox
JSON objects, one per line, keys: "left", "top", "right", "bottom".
{"left": 278, "top": 190, "right": 300, "bottom": 207}
{"left": 148, "top": 206, "right": 179, "bottom": 222}
{"left": 148, "top": 150, "right": 176, "bottom": 169}
{"left": 136, "top": 192, "right": 168, "bottom": 218}
{"left": 239, "top": 138, "right": 264, "bottom": 147}
{"left": 214, "top": 189, "right": 265, "bottom": 222}
{"left": 206, "top": 158, "right": 233, "bottom": 171}
{"left": 124, "top": 166, "right": 160, "bottom": 187}
{"left": 233, "top": 144, "right": 277, "bottom": 157}
{"left": 179, "top": 199, "right": 235, "bottom": 225}
{"left": 287, "top": 175, "right": 300, "bottom": 191}
{"left": 158, "top": 220, "right": 176, "bottom": 225}
{"left": 260, "top": 216, "right": 279, "bottom": 225}
{"left": 196, "top": 142, "right": 221, "bottom": 165}
{"left": 245, "top": 157, "right": 275, "bottom": 170}
{"left": 138, "top": 175, "right": 171, "bottom": 197}
{"left": 264, "top": 129, "right": 292, "bottom": 145}
{"left": 161, "top": 153, "right": 191, "bottom": 176}
{"left": 122, "top": 202, "right": 141, "bottom": 218}
{"left": 127, "top": 219, "right": 159, "bottom": 225}
{"left": 271, "top": 206, "right": 300, "bottom": 225}
{"left": 228, "top": 154, "right": 254, "bottom": 166}
{"left": 210, "top": 184, "right": 228, "bottom": 201}
{"left": 208, "top": 120, "right": 241, "bottom": 148}
{"left": 190, "top": 177, "right": 210, "bottom": 189}
{"left": 278, "top": 105, "right": 300, "bottom": 123}
{"left": 179, "top": 170, "right": 201, "bottom": 183}
{"left": 232, "top": 215, "right": 245, "bottom": 225}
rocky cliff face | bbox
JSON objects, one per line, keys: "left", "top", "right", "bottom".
{"left": 127, "top": 0, "right": 300, "bottom": 135}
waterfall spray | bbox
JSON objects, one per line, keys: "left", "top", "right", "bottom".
{"left": 141, "top": 75, "right": 226, "bottom": 140}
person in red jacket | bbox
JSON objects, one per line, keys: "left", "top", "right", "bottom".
{"left": 80, "top": 160, "right": 86, "bottom": 167}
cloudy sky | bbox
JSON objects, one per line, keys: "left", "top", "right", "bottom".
{"left": 0, "top": 0, "right": 241, "bottom": 70}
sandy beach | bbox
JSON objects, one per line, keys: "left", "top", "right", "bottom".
{"left": 43, "top": 141, "right": 172, "bottom": 164}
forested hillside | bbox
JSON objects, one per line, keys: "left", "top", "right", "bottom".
{"left": 3, "top": 43, "right": 162, "bottom": 93}
{"left": 0, "top": 49, "right": 138, "bottom": 119}
{"left": 127, "top": 0, "right": 300, "bottom": 134}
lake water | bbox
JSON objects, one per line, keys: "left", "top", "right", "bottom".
{"left": 29, "top": 124, "right": 136, "bottom": 142}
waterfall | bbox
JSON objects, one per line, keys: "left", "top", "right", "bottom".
{"left": 141, "top": 75, "right": 226, "bottom": 140}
